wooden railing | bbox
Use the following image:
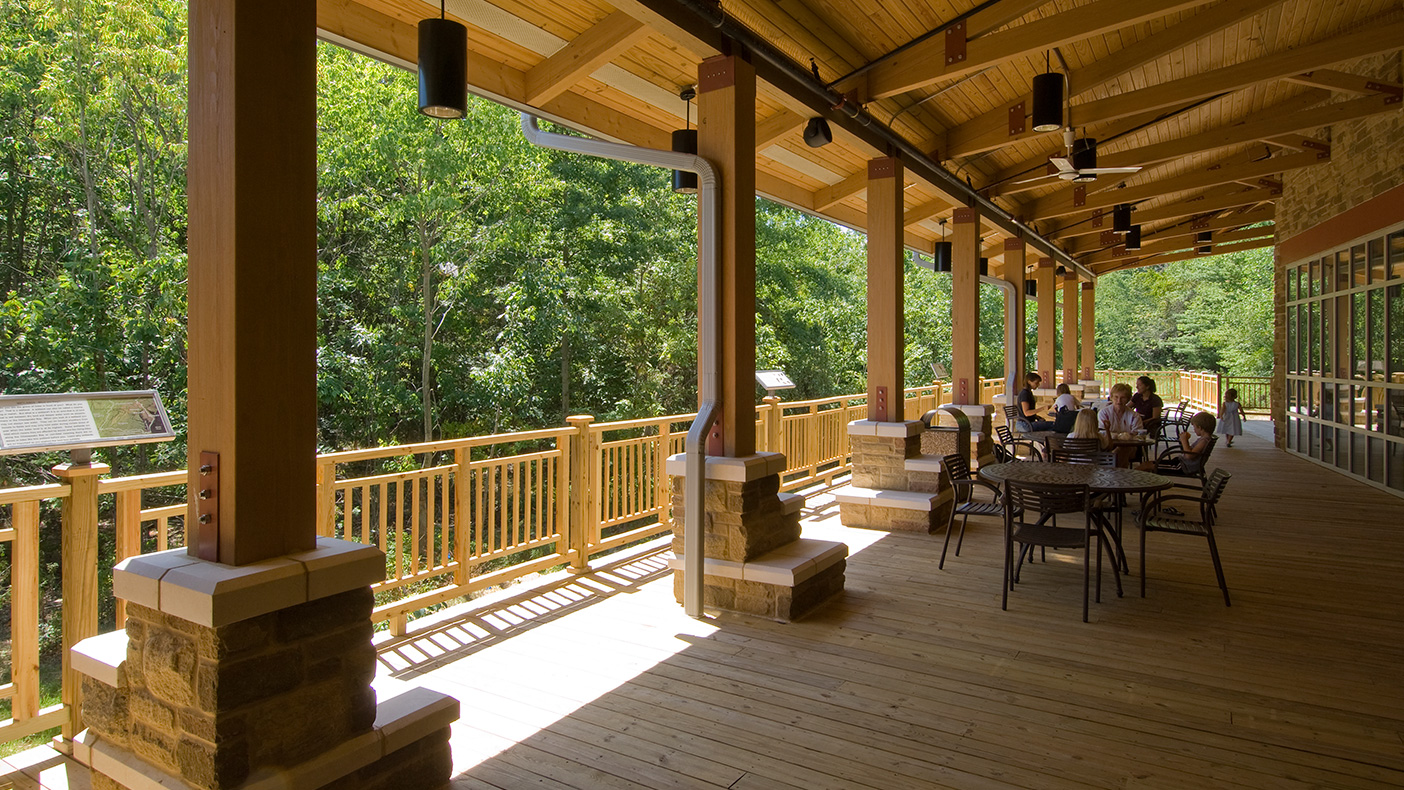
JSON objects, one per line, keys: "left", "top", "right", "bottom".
{"left": 1223, "top": 375, "right": 1272, "bottom": 412}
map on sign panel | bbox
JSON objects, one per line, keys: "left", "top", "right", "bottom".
{"left": 0, "top": 390, "right": 176, "bottom": 455}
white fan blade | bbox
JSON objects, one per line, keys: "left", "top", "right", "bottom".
{"left": 1082, "top": 166, "right": 1143, "bottom": 174}
{"left": 1012, "top": 173, "right": 1056, "bottom": 185}
{"left": 1049, "top": 157, "right": 1076, "bottom": 174}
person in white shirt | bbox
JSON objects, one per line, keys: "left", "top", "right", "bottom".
{"left": 1098, "top": 382, "right": 1145, "bottom": 435}
{"left": 1052, "top": 383, "right": 1080, "bottom": 413}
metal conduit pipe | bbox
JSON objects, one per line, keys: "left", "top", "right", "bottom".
{"left": 910, "top": 251, "right": 1022, "bottom": 397}
{"left": 639, "top": 0, "right": 1094, "bottom": 282}
{"left": 520, "top": 114, "right": 719, "bottom": 618}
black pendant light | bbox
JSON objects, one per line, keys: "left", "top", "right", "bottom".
{"left": 1025, "top": 279, "right": 1038, "bottom": 299}
{"left": 803, "top": 116, "right": 833, "bottom": 148}
{"left": 1124, "top": 225, "right": 1142, "bottom": 251}
{"left": 417, "top": 0, "right": 468, "bottom": 119}
{"left": 1031, "top": 52, "right": 1064, "bottom": 133}
{"left": 1112, "top": 203, "right": 1132, "bottom": 235}
{"left": 933, "top": 219, "right": 952, "bottom": 272}
{"left": 672, "top": 87, "right": 698, "bottom": 194}
{"left": 980, "top": 257, "right": 990, "bottom": 277}
{"left": 1071, "top": 138, "right": 1098, "bottom": 182}
{"left": 1196, "top": 231, "right": 1213, "bottom": 255}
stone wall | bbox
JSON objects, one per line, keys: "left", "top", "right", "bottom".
{"left": 1276, "top": 54, "right": 1404, "bottom": 241}
{"left": 84, "top": 587, "right": 377, "bottom": 790}
{"left": 669, "top": 474, "right": 799, "bottom": 562}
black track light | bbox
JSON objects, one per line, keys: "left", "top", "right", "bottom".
{"left": 1124, "top": 225, "right": 1141, "bottom": 251}
{"left": 417, "top": 0, "right": 467, "bottom": 119}
{"left": 1197, "top": 231, "right": 1212, "bottom": 255}
{"left": 803, "top": 116, "right": 833, "bottom": 148}
{"left": 1025, "top": 279, "right": 1037, "bottom": 299}
{"left": 1112, "top": 203, "right": 1132, "bottom": 235}
{"left": 980, "top": 257, "right": 990, "bottom": 277}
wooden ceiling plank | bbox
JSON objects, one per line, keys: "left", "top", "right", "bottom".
{"left": 949, "top": 15, "right": 1404, "bottom": 158}
{"left": 854, "top": 0, "right": 1215, "bottom": 100}
{"left": 1283, "top": 68, "right": 1404, "bottom": 95}
{"left": 903, "top": 198, "right": 950, "bottom": 227}
{"left": 1051, "top": 186, "right": 1274, "bottom": 240}
{"left": 813, "top": 170, "right": 869, "bottom": 211}
{"left": 1092, "top": 237, "right": 1273, "bottom": 273}
{"left": 1065, "top": 204, "right": 1274, "bottom": 252}
{"left": 756, "top": 110, "right": 807, "bottom": 150}
{"left": 525, "top": 11, "right": 651, "bottom": 105}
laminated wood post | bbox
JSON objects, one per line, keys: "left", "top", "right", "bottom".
{"left": 454, "top": 446, "right": 470, "bottom": 586}
{"left": 762, "top": 396, "right": 783, "bottom": 454}
{"left": 566, "top": 415, "right": 594, "bottom": 571}
{"left": 1036, "top": 258, "right": 1057, "bottom": 385}
{"left": 867, "top": 156, "right": 906, "bottom": 418}
{"left": 697, "top": 55, "right": 757, "bottom": 457}
{"left": 114, "top": 490, "right": 142, "bottom": 626}
{"left": 53, "top": 461, "right": 108, "bottom": 738}
{"left": 1062, "top": 270, "right": 1080, "bottom": 385}
{"left": 1081, "top": 283, "right": 1096, "bottom": 379}
{"left": 951, "top": 207, "right": 981, "bottom": 405}
{"left": 316, "top": 459, "right": 336, "bottom": 538}
{"left": 1003, "top": 238, "right": 1026, "bottom": 397}
{"left": 12, "top": 500, "right": 40, "bottom": 721}
{"left": 655, "top": 419, "right": 671, "bottom": 526}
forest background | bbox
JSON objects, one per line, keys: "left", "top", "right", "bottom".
{"left": 0, "top": 0, "right": 1274, "bottom": 486}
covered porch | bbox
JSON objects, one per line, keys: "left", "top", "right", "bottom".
{"left": 7, "top": 420, "right": 1401, "bottom": 788}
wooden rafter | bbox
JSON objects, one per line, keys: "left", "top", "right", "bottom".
{"left": 850, "top": 0, "right": 1214, "bottom": 100}
{"left": 1064, "top": 205, "right": 1274, "bottom": 254}
{"left": 1049, "top": 185, "right": 1275, "bottom": 241}
{"left": 947, "top": 15, "right": 1404, "bottom": 158}
{"left": 1082, "top": 226, "right": 1276, "bottom": 265}
{"left": 1092, "top": 237, "right": 1274, "bottom": 274}
{"left": 1283, "top": 69, "right": 1404, "bottom": 96}
{"left": 524, "top": 11, "right": 650, "bottom": 105}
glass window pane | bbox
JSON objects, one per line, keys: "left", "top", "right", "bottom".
{"left": 1339, "top": 428, "right": 1352, "bottom": 471}
{"left": 1391, "top": 232, "right": 1404, "bottom": 280}
{"left": 1392, "top": 285, "right": 1404, "bottom": 379}
{"left": 1298, "top": 264, "right": 1307, "bottom": 298}
{"left": 1287, "top": 305, "right": 1298, "bottom": 373}
{"left": 1322, "top": 299, "right": 1333, "bottom": 375}
{"left": 1308, "top": 420, "right": 1320, "bottom": 459}
{"left": 1369, "top": 238, "right": 1385, "bottom": 285}
{"left": 1353, "top": 293, "right": 1367, "bottom": 379}
{"left": 1288, "top": 265, "right": 1297, "bottom": 301}
{"left": 1309, "top": 258, "right": 1320, "bottom": 297}
{"left": 1351, "top": 245, "right": 1366, "bottom": 289}
{"left": 1371, "top": 289, "right": 1385, "bottom": 382}
{"left": 1337, "top": 383, "right": 1352, "bottom": 425}
{"left": 1369, "top": 436, "right": 1385, "bottom": 484}
{"left": 1310, "top": 301, "right": 1320, "bottom": 374}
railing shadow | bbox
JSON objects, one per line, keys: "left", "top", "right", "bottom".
{"left": 375, "top": 545, "right": 673, "bottom": 678}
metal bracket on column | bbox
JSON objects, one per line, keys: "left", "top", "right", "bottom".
{"left": 1100, "top": 230, "right": 1119, "bottom": 246}
{"left": 196, "top": 451, "right": 219, "bottom": 562}
{"left": 1090, "top": 207, "right": 1102, "bottom": 226}
{"left": 875, "top": 386, "right": 888, "bottom": 421}
{"left": 706, "top": 416, "right": 724, "bottom": 456}
{"left": 958, "top": 379, "right": 968, "bottom": 404}
{"left": 1073, "top": 186, "right": 1086, "bottom": 207}
{"left": 945, "top": 21, "right": 966, "bottom": 66}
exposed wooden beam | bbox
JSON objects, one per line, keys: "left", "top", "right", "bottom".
{"left": 1092, "top": 237, "right": 1274, "bottom": 274}
{"left": 1082, "top": 226, "right": 1275, "bottom": 265}
{"left": 966, "top": 0, "right": 1054, "bottom": 38}
{"left": 949, "top": 15, "right": 1404, "bottom": 157}
{"left": 524, "top": 11, "right": 650, "bottom": 105}
{"left": 756, "top": 110, "right": 805, "bottom": 150}
{"left": 1025, "top": 149, "right": 1325, "bottom": 222}
{"left": 1065, "top": 205, "right": 1274, "bottom": 253}
{"left": 947, "top": 0, "right": 1285, "bottom": 163}
{"left": 903, "top": 198, "right": 950, "bottom": 228}
{"left": 1051, "top": 186, "right": 1275, "bottom": 241}
{"left": 1283, "top": 69, "right": 1404, "bottom": 96}
{"left": 851, "top": 0, "right": 1213, "bottom": 100}
{"left": 813, "top": 170, "right": 868, "bottom": 211}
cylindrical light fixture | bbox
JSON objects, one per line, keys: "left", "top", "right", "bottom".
{"left": 1025, "top": 279, "right": 1037, "bottom": 299}
{"left": 933, "top": 219, "right": 952, "bottom": 272}
{"left": 1124, "top": 225, "right": 1142, "bottom": 251}
{"left": 1072, "top": 138, "right": 1097, "bottom": 182}
{"left": 1031, "top": 72, "right": 1064, "bottom": 133}
{"left": 980, "top": 257, "right": 990, "bottom": 277}
{"left": 417, "top": 1, "right": 468, "bottom": 119}
{"left": 671, "top": 129, "right": 698, "bottom": 193}
{"left": 1112, "top": 203, "right": 1132, "bottom": 235}
{"left": 1197, "top": 231, "right": 1212, "bottom": 255}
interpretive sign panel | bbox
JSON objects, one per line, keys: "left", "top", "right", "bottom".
{"left": 0, "top": 390, "right": 175, "bottom": 455}
{"left": 755, "top": 370, "right": 796, "bottom": 391}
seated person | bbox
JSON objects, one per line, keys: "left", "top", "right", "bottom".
{"left": 1052, "top": 383, "right": 1080, "bottom": 414}
{"left": 1131, "top": 375, "right": 1164, "bottom": 436}
{"left": 1067, "top": 408, "right": 1107, "bottom": 449}
{"left": 1016, "top": 372, "right": 1055, "bottom": 431}
{"left": 1098, "top": 382, "right": 1145, "bottom": 436}
{"left": 1140, "top": 411, "right": 1216, "bottom": 476}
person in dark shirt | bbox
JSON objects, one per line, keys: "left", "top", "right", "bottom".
{"left": 1015, "top": 373, "right": 1054, "bottom": 431}
{"left": 1131, "top": 375, "right": 1164, "bottom": 436}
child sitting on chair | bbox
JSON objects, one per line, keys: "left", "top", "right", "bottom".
{"left": 1140, "top": 411, "right": 1215, "bottom": 476}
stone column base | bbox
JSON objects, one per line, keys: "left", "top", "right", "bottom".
{"left": 667, "top": 538, "right": 847, "bottom": 621}
{"left": 834, "top": 487, "right": 951, "bottom": 532}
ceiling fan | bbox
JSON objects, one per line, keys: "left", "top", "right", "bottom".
{"left": 1016, "top": 128, "right": 1143, "bottom": 184}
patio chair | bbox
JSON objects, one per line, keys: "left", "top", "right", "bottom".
{"left": 1003, "top": 403, "right": 1024, "bottom": 431}
{"left": 1159, "top": 400, "right": 1192, "bottom": 450}
{"left": 1138, "top": 468, "right": 1232, "bottom": 606}
{"left": 1057, "top": 437, "right": 1103, "bottom": 455}
{"left": 995, "top": 424, "right": 1044, "bottom": 462}
{"left": 938, "top": 454, "right": 1003, "bottom": 570}
{"left": 1050, "top": 447, "right": 1116, "bottom": 466}
{"left": 1002, "top": 480, "right": 1118, "bottom": 623}
{"left": 1151, "top": 434, "right": 1219, "bottom": 486}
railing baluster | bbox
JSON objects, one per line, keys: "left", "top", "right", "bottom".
{"left": 12, "top": 500, "right": 40, "bottom": 721}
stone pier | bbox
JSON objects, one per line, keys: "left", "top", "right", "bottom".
{"left": 835, "top": 420, "right": 955, "bottom": 532}
{"left": 667, "top": 452, "right": 846, "bottom": 621}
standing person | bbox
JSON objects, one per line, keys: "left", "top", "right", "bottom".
{"left": 1099, "top": 382, "right": 1144, "bottom": 436}
{"left": 1131, "top": 376, "right": 1164, "bottom": 436}
{"left": 1219, "top": 388, "right": 1244, "bottom": 447}
{"left": 1017, "top": 373, "right": 1054, "bottom": 431}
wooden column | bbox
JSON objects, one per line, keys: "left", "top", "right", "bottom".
{"left": 951, "top": 207, "right": 981, "bottom": 404}
{"left": 698, "top": 55, "right": 756, "bottom": 456}
{"left": 1062, "top": 271, "right": 1079, "bottom": 385}
{"left": 1036, "top": 258, "right": 1057, "bottom": 385}
{"left": 187, "top": 0, "right": 317, "bottom": 565}
{"left": 867, "top": 156, "right": 905, "bottom": 421}
{"left": 1002, "top": 238, "right": 1026, "bottom": 396}
{"left": 1081, "top": 282, "right": 1096, "bottom": 379}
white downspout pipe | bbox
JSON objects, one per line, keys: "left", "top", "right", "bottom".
{"left": 911, "top": 251, "right": 1019, "bottom": 399}
{"left": 520, "top": 115, "right": 719, "bottom": 618}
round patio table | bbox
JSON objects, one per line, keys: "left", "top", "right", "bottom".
{"left": 978, "top": 462, "right": 1171, "bottom": 495}
{"left": 1105, "top": 434, "right": 1157, "bottom": 468}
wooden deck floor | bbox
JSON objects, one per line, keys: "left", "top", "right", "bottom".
{"left": 385, "top": 420, "right": 1404, "bottom": 790}
{"left": 2, "top": 422, "right": 1400, "bottom": 789}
